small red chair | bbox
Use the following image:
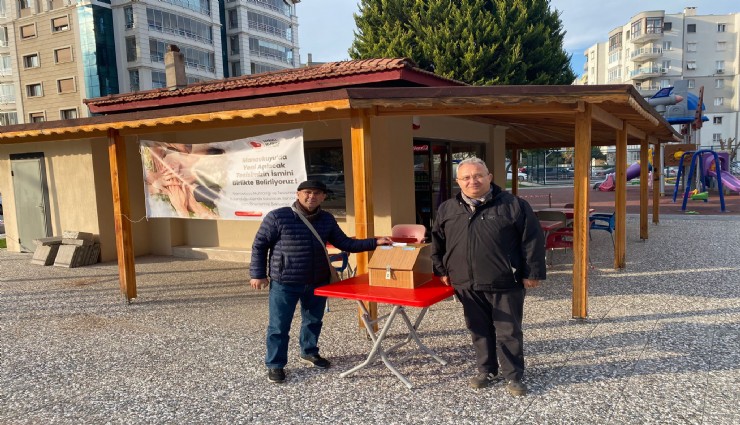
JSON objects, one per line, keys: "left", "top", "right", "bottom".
{"left": 391, "top": 224, "right": 426, "bottom": 243}
{"left": 545, "top": 228, "right": 592, "bottom": 268}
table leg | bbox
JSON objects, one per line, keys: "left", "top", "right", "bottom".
{"left": 339, "top": 301, "right": 447, "bottom": 389}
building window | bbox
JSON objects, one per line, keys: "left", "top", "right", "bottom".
{"left": 18, "top": 0, "right": 31, "bottom": 13}
{"left": 150, "top": 38, "right": 215, "bottom": 72}
{"left": 716, "top": 60, "right": 725, "bottom": 73}
{"left": 687, "top": 79, "right": 695, "bottom": 89}
{"left": 686, "top": 61, "right": 696, "bottom": 70}
{"left": 715, "top": 41, "right": 726, "bottom": 51}
{"left": 28, "top": 111, "right": 45, "bottom": 123}
{"left": 715, "top": 79, "right": 724, "bottom": 89}
{"left": 713, "top": 117, "right": 723, "bottom": 125}
{"left": 57, "top": 77, "right": 75, "bottom": 93}
{"left": 19, "top": 23, "right": 36, "bottom": 39}
{"left": 229, "top": 35, "right": 239, "bottom": 55}
{"left": 717, "top": 23, "right": 726, "bottom": 32}
{"left": 662, "top": 41, "right": 671, "bottom": 51}
{"left": 686, "top": 42, "right": 696, "bottom": 52}
{"left": 22, "top": 53, "right": 40, "bottom": 68}
{"left": 0, "top": 111, "right": 18, "bottom": 126}
{"left": 0, "top": 82, "right": 14, "bottom": 103}
{"left": 51, "top": 16, "right": 70, "bottom": 33}
{"left": 152, "top": 70, "right": 166, "bottom": 89}
{"left": 124, "top": 6, "right": 134, "bottom": 29}
{"left": 713, "top": 133, "right": 722, "bottom": 143}
{"left": 0, "top": 54, "right": 11, "bottom": 76}
{"left": 646, "top": 17, "right": 662, "bottom": 34}
{"left": 129, "top": 69, "right": 139, "bottom": 92}
{"left": 126, "top": 36, "right": 137, "bottom": 62}
{"left": 714, "top": 97, "right": 724, "bottom": 106}
{"left": 251, "top": 61, "right": 281, "bottom": 74}
{"left": 663, "top": 22, "right": 672, "bottom": 31}
{"left": 608, "top": 32, "right": 622, "bottom": 51}
{"left": 0, "top": 25, "right": 8, "bottom": 47}
{"left": 26, "top": 83, "right": 43, "bottom": 97}
{"left": 630, "top": 20, "right": 641, "bottom": 38}
{"left": 686, "top": 24, "right": 696, "bottom": 33}
{"left": 228, "top": 9, "right": 238, "bottom": 29}
{"left": 247, "top": 10, "right": 293, "bottom": 41}
{"left": 146, "top": 7, "right": 213, "bottom": 44}
{"left": 60, "top": 108, "right": 78, "bottom": 120}
{"left": 54, "top": 47, "right": 73, "bottom": 63}
{"left": 661, "top": 60, "right": 670, "bottom": 72}
{"left": 248, "top": 37, "right": 293, "bottom": 64}
{"left": 230, "top": 60, "right": 241, "bottom": 77}
{"left": 660, "top": 79, "right": 670, "bottom": 88}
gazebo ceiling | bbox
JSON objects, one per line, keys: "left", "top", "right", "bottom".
{"left": 0, "top": 85, "right": 680, "bottom": 147}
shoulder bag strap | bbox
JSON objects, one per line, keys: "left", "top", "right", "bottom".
{"left": 291, "top": 207, "right": 335, "bottom": 270}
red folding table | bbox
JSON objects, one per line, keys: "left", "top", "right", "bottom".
{"left": 314, "top": 274, "right": 454, "bottom": 389}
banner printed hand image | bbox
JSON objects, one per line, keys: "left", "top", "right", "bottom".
{"left": 147, "top": 145, "right": 219, "bottom": 219}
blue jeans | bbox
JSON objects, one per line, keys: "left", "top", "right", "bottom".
{"left": 265, "top": 280, "right": 327, "bottom": 369}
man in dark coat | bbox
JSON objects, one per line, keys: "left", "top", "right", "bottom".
{"left": 431, "top": 158, "right": 546, "bottom": 396}
{"left": 250, "top": 180, "right": 391, "bottom": 383}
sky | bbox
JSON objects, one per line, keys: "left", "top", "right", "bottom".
{"left": 296, "top": 0, "right": 740, "bottom": 77}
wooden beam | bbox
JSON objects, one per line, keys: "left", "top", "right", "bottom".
{"left": 107, "top": 130, "right": 137, "bottom": 302}
{"left": 350, "top": 109, "right": 377, "bottom": 329}
{"left": 373, "top": 102, "right": 579, "bottom": 117}
{"left": 511, "top": 148, "right": 519, "bottom": 196}
{"left": 572, "top": 104, "right": 591, "bottom": 320}
{"left": 639, "top": 139, "right": 649, "bottom": 240}
{"left": 652, "top": 140, "right": 661, "bottom": 224}
{"left": 626, "top": 123, "right": 646, "bottom": 140}
{"left": 615, "top": 124, "right": 628, "bottom": 269}
{"left": 591, "top": 105, "right": 624, "bottom": 130}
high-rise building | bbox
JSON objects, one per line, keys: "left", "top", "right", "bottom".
{"left": 0, "top": 0, "right": 300, "bottom": 124}
{"left": 580, "top": 7, "right": 739, "bottom": 150}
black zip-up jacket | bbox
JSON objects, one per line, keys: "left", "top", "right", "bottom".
{"left": 431, "top": 185, "right": 546, "bottom": 291}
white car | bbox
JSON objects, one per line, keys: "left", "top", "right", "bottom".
{"left": 507, "top": 171, "right": 527, "bottom": 182}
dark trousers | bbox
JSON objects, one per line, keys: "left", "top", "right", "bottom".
{"left": 455, "top": 287, "right": 525, "bottom": 381}
{"left": 265, "top": 280, "right": 327, "bottom": 369}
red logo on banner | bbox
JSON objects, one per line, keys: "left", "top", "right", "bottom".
{"left": 249, "top": 141, "right": 262, "bottom": 148}
{"left": 235, "top": 211, "right": 263, "bottom": 217}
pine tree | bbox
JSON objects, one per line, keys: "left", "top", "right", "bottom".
{"left": 350, "top": 0, "right": 576, "bottom": 85}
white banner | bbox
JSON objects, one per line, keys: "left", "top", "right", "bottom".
{"left": 140, "top": 129, "right": 306, "bottom": 220}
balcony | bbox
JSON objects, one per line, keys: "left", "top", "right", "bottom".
{"left": 631, "top": 28, "right": 663, "bottom": 44}
{"left": 630, "top": 67, "right": 661, "bottom": 80}
{"left": 630, "top": 47, "right": 662, "bottom": 62}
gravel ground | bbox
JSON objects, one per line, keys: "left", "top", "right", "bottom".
{"left": 1, "top": 215, "right": 739, "bottom": 424}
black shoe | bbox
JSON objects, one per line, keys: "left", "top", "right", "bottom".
{"left": 299, "top": 354, "right": 331, "bottom": 369}
{"left": 267, "top": 368, "right": 285, "bottom": 383}
{"left": 506, "top": 380, "right": 528, "bottom": 396}
{"left": 469, "top": 372, "right": 501, "bottom": 389}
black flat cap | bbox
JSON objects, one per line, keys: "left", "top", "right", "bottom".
{"left": 297, "top": 180, "right": 327, "bottom": 192}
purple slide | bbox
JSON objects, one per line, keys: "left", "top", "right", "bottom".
{"left": 709, "top": 170, "right": 740, "bottom": 193}
{"left": 625, "top": 162, "right": 641, "bottom": 181}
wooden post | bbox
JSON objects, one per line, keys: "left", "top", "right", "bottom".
{"left": 107, "top": 129, "right": 137, "bottom": 301}
{"left": 639, "top": 138, "right": 649, "bottom": 240}
{"left": 511, "top": 148, "right": 519, "bottom": 196}
{"left": 350, "top": 109, "right": 377, "bottom": 330}
{"left": 572, "top": 104, "right": 591, "bottom": 319}
{"left": 652, "top": 141, "right": 661, "bottom": 224}
{"left": 615, "top": 125, "right": 627, "bottom": 269}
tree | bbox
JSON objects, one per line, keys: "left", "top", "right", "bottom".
{"left": 718, "top": 137, "right": 738, "bottom": 162}
{"left": 350, "top": 0, "right": 576, "bottom": 85}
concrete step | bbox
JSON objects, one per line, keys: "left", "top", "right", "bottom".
{"left": 171, "top": 245, "right": 250, "bottom": 263}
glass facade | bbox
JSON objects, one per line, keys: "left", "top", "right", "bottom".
{"left": 77, "top": 4, "right": 119, "bottom": 98}
{"left": 147, "top": 7, "right": 213, "bottom": 44}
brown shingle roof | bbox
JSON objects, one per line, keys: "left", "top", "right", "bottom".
{"left": 85, "top": 58, "right": 464, "bottom": 114}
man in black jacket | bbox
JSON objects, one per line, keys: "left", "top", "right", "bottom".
{"left": 250, "top": 180, "right": 391, "bottom": 384}
{"left": 431, "top": 158, "right": 545, "bottom": 396}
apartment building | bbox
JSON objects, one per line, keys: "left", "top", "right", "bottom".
{"left": 581, "top": 7, "right": 740, "bottom": 152}
{"left": 0, "top": 0, "right": 300, "bottom": 124}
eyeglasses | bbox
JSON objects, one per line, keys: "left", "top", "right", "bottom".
{"left": 456, "top": 173, "right": 489, "bottom": 182}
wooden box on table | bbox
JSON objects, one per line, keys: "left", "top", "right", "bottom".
{"left": 368, "top": 244, "right": 433, "bottom": 289}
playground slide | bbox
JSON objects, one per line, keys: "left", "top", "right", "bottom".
{"left": 708, "top": 170, "right": 740, "bottom": 193}
{"left": 597, "top": 162, "right": 641, "bottom": 191}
